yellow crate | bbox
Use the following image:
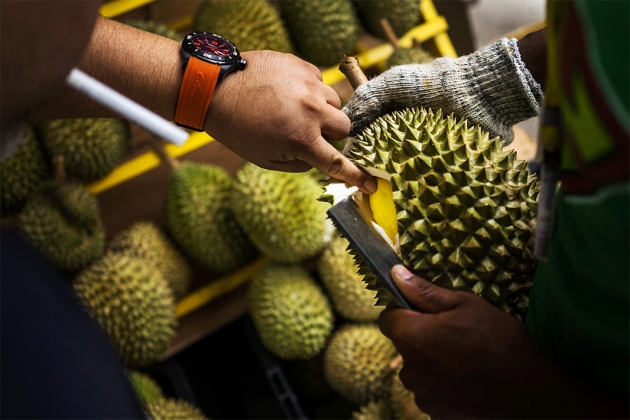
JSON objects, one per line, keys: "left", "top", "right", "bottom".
{"left": 95, "top": 0, "right": 457, "bottom": 321}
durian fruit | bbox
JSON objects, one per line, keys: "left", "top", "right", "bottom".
{"left": 324, "top": 108, "right": 539, "bottom": 317}
{"left": 166, "top": 162, "right": 257, "bottom": 274}
{"left": 385, "top": 45, "right": 435, "bottom": 69}
{"left": 323, "top": 324, "right": 398, "bottom": 404}
{"left": 146, "top": 397, "right": 207, "bottom": 420}
{"left": 108, "top": 221, "right": 192, "bottom": 301}
{"left": 130, "top": 371, "right": 163, "bottom": 406}
{"left": 352, "top": 399, "right": 392, "bottom": 420}
{"left": 391, "top": 370, "right": 430, "bottom": 420}
{"left": 248, "top": 263, "right": 334, "bottom": 360}
{"left": 18, "top": 183, "right": 104, "bottom": 272}
{"left": 193, "top": 0, "right": 294, "bottom": 53}
{"left": 37, "top": 118, "right": 130, "bottom": 182}
{"left": 232, "top": 162, "right": 332, "bottom": 264}
{"left": 74, "top": 252, "right": 177, "bottom": 368}
{"left": 123, "top": 19, "right": 180, "bottom": 41}
{"left": 0, "top": 124, "right": 49, "bottom": 213}
{"left": 279, "top": 0, "right": 359, "bottom": 67}
{"left": 317, "top": 233, "right": 383, "bottom": 321}
{"left": 353, "top": 0, "right": 420, "bottom": 39}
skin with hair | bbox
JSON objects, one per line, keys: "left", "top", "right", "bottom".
{"left": 1, "top": 3, "right": 376, "bottom": 193}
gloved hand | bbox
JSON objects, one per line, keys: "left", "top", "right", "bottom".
{"left": 344, "top": 38, "right": 543, "bottom": 144}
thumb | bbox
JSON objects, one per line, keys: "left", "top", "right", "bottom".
{"left": 300, "top": 138, "right": 377, "bottom": 194}
{"left": 391, "top": 265, "right": 466, "bottom": 313}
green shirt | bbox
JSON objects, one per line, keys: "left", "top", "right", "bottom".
{"left": 526, "top": 0, "right": 629, "bottom": 397}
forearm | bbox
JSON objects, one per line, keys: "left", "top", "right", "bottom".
{"left": 517, "top": 27, "right": 547, "bottom": 87}
{"left": 30, "top": 17, "right": 182, "bottom": 121}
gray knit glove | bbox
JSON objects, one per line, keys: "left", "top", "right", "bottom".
{"left": 344, "top": 38, "right": 543, "bottom": 144}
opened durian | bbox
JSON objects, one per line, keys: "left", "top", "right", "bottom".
{"left": 194, "top": 0, "right": 294, "bottom": 53}
{"left": 146, "top": 397, "right": 207, "bottom": 420}
{"left": 323, "top": 323, "right": 398, "bottom": 404}
{"left": 279, "top": 0, "right": 358, "bottom": 67}
{"left": 130, "top": 371, "right": 163, "bottom": 406}
{"left": 323, "top": 108, "right": 539, "bottom": 317}
{"left": 74, "top": 252, "right": 177, "bottom": 368}
{"left": 248, "top": 263, "right": 334, "bottom": 360}
{"left": 0, "top": 124, "right": 49, "bottom": 213}
{"left": 232, "top": 162, "right": 332, "bottom": 264}
{"left": 37, "top": 118, "right": 130, "bottom": 182}
{"left": 317, "top": 233, "right": 383, "bottom": 321}
{"left": 166, "top": 162, "right": 257, "bottom": 274}
{"left": 18, "top": 183, "right": 104, "bottom": 272}
{"left": 108, "top": 221, "right": 192, "bottom": 301}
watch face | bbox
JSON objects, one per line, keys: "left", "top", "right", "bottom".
{"left": 183, "top": 32, "right": 240, "bottom": 64}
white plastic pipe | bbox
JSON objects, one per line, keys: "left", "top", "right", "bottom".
{"left": 66, "top": 68, "right": 189, "bottom": 146}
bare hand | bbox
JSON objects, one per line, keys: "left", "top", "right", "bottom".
{"left": 378, "top": 265, "right": 624, "bottom": 419}
{"left": 205, "top": 50, "right": 376, "bottom": 194}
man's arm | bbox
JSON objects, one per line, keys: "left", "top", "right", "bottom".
{"left": 30, "top": 17, "right": 376, "bottom": 193}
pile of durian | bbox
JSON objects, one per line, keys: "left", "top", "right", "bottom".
{"left": 192, "top": 0, "right": 435, "bottom": 68}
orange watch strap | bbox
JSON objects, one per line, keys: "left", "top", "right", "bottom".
{"left": 175, "top": 57, "right": 221, "bottom": 131}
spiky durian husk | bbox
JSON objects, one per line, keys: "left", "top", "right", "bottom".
{"left": 74, "top": 253, "right": 177, "bottom": 368}
{"left": 0, "top": 124, "right": 49, "bottom": 213}
{"left": 18, "top": 183, "right": 104, "bottom": 272}
{"left": 37, "top": 118, "right": 130, "bottom": 182}
{"left": 248, "top": 263, "right": 334, "bottom": 360}
{"left": 109, "top": 221, "right": 192, "bottom": 301}
{"left": 391, "top": 371, "right": 430, "bottom": 420}
{"left": 343, "top": 108, "right": 539, "bottom": 317}
{"left": 193, "top": 0, "right": 294, "bottom": 53}
{"left": 353, "top": 0, "right": 420, "bottom": 39}
{"left": 146, "top": 398, "right": 207, "bottom": 420}
{"left": 317, "top": 233, "right": 383, "bottom": 321}
{"left": 123, "top": 19, "right": 180, "bottom": 41}
{"left": 166, "top": 162, "right": 257, "bottom": 274}
{"left": 130, "top": 371, "right": 163, "bottom": 406}
{"left": 323, "top": 324, "right": 398, "bottom": 404}
{"left": 232, "top": 162, "right": 332, "bottom": 264}
{"left": 385, "top": 48, "right": 435, "bottom": 69}
{"left": 279, "top": 0, "right": 358, "bottom": 67}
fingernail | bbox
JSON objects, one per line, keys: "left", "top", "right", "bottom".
{"left": 364, "top": 178, "right": 377, "bottom": 194}
{"left": 392, "top": 265, "right": 414, "bottom": 282}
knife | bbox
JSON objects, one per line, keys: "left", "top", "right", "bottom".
{"left": 327, "top": 196, "right": 414, "bottom": 310}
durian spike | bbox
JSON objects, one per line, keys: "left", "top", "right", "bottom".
{"left": 339, "top": 56, "right": 368, "bottom": 90}
{"left": 380, "top": 18, "right": 400, "bottom": 49}
{"left": 149, "top": 138, "right": 180, "bottom": 170}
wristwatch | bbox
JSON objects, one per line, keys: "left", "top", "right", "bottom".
{"left": 174, "top": 32, "right": 247, "bottom": 131}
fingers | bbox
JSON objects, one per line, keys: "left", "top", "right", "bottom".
{"left": 391, "top": 265, "right": 467, "bottom": 314}
{"left": 320, "top": 107, "right": 350, "bottom": 141}
{"left": 265, "top": 159, "right": 313, "bottom": 173}
{"left": 297, "top": 137, "right": 376, "bottom": 194}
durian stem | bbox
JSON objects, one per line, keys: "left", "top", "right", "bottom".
{"left": 52, "top": 155, "right": 66, "bottom": 186}
{"left": 380, "top": 18, "right": 400, "bottom": 49}
{"left": 389, "top": 354, "right": 403, "bottom": 371}
{"left": 339, "top": 56, "right": 368, "bottom": 90}
{"left": 149, "top": 138, "right": 180, "bottom": 170}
